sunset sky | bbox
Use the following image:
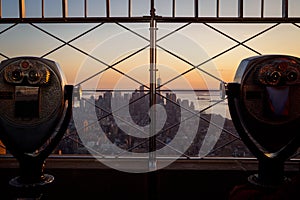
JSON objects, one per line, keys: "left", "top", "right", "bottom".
{"left": 1, "top": 0, "right": 300, "bottom": 90}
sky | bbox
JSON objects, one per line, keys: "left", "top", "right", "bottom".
{"left": 1, "top": 0, "right": 300, "bottom": 90}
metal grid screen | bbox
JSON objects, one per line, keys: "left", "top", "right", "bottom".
{"left": 0, "top": 0, "right": 300, "bottom": 164}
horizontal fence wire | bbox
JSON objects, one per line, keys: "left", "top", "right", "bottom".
{"left": 0, "top": 0, "right": 298, "bottom": 23}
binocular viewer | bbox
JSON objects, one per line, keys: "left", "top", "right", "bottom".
{"left": 0, "top": 57, "right": 74, "bottom": 190}
{"left": 227, "top": 55, "right": 300, "bottom": 187}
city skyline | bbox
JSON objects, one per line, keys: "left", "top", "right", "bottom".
{"left": 68, "top": 85, "right": 247, "bottom": 159}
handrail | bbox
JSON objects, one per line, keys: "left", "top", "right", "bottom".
{"left": 0, "top": 0, "right": 298, "bottom": 23}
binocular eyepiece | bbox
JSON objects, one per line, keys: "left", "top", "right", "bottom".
{"left": 0, "top": 57, "right": 73, "bottom": 190}
{"left": 256, "top": 58, "right": 300, "bottom": 86}
{"left": 227, "top": 55, "right": 300, "bottom": 188}
{"left": 4, "top": 59, "right": 51, "bottom": 85}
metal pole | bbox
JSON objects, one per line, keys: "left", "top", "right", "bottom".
{"left": 128, "top": 0, "right": 132, "bottom": 17}
{"left": 216, "top": 0, "right": 220, "bottom": 17}
{"left": 238, "top": 0, "right": 243, "bottom": 18}
{"left": 282, "top": 0, "right": 288, "bottom": 18}
{"left": 84, "top": 0, "right": 87, "bottom": 18}
{"left": 62, "top": 0, "right": 68, "bottom": 19}
{"left": 106, "top": 0, "right": 110, "bottom": 17}
{"left": 19, "top": 0, "right": 26, "bottom": 19}
{"left": 148, "top": 2, "right": 158, "bottom": 200}
{"left": 195, "top": 0, "right": 199, "bottom": 18}
{"left": 149, "top": 0, "right": 157, "bottom": 172}
{"left": 172, "top": 0, "right": 175, "bottom": 18}
{"left": 0, "top": 0, "right": 2, "bottom": 18}
{"left": 261, "top": 0, "right": 264, "bottom": 18}
{"left": 42, "top": 0, "right": 44, "bottom": 18}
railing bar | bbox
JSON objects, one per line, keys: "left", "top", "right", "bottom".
{"left": 157, "top": 22, "right": 191, "bottom": 42}
{"left": 107, "top": 45, "right": 150, "bottom": 87}
{"left": 216, "top": 0, "right": 220, "bottom": 18}
{"left": 41, "top": 0, "right": 45, "bottom": 18}
{"left": 238, "top": 0, "right": 243, "bottom": 18}
{"left": 206, "top": 138, "right": 240, "bottom": 157}
{"left": 203, "top": 23, "right": 261, "bottom": 55}
{"left": 94, "top": 93, "right": 149, "bottom": 124}
{"left": 157, "top": 44, "right": 224, "bottom": 88}
{"left": 0, "top": 23, "right": 18, "bottom": 35}
{"left": 83, "top": 89, "right": 221, "bottom": 93}
{"left": 0, "top": 17, "right": 300, "bottom": 23}
{"left": 41, "top": 23, "right": 104, "bottom": 58}
{"left": 62, "top": 133, "right": 106, "bottom": 157}
{"left": 0, "top": 0, "right": 2, "bottom": 19}
{"left": 62, "top": 0, "right": 68, "bottom": 18}
{"left": 159, "top": 23, "right": 279, "bottom": 90}
{"left": 30, "top": 23, "right": 146, "bottom": 88}
{"left": 172, "top": 0, "right": 175, "bottom": 18}
{"left": 31, "top": 22, "right": 110, "bottom": 65}
{"left": 0, "top": 23, "right": 16, "bottom": 58}
{"left": 156, "top": 139, "right": 191, "bottom": 158}
{"left": 199, "top": 110, "right": 239, "bottom": 139}
{"left": 116, "top": 22, "right": 149, "bottom": 41}
{"left": 106, "top": 0, "right": 110, "bottom": 18}
{"left": 101, "top": 108, "right": 190, "bottom": 158}
{"left": 19, "top": 0, "right": 25, "bottom": 19}
{"left": 84, "top": 0, "right": 87, "bottom": 18}
{"left": 261, "top": 0, "right": 264, "bottom": 18}
{"left": 116, "top": 139, "right": 149, "bottom": 157}
{"left": 0, "top": 52, "right": 9, "bottom": 59}
{"left": 282, "top": 0, "right": 288, "bottom": 18}
{"left": 292, "top": 23, "right": 300, "bottom": 29}
{"left": 63, "top": 23, "right": 104, "bottom": 44}
{"left": 71, "top": 94, "right": 152, "bottom": 146}
{"left": 240, "top": 23, "right": 280, "bottom": 43}
{"left": 194, "top": 0, "right": 199, "bottom": 18}
{"left": 76, "top": 45, "right": 150, "bottom": 87}
{"left": 156, "top": 92, "right": 239, "bottom": 139}
{"left": 107, "top": 111, "right": 190, "bottom": 158}
{"left": 195, "top": 23, "right": 280, "bottom": 68}
{"left": 86, "top": 98, "right": 150, "bottom": 136}
{"left": 117, "top": 135, "right": 189, "bottom": 159}
{"left": 128, "top": 0, "right": 132, "bottom": 17}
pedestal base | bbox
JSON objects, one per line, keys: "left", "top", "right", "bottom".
{"left": 248, "top": 174, "right": 290, "bottom": 189}
{"left": 9, "top": 174, "right": 54, "bottom": 188}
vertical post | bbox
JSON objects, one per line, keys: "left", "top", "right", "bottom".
{"left": 282, "top": 0, "right": 288, "bottom": 18}
{"left": 216, "top": 0, "right": 220, "bottom": 17}
{"left": 62, "top": 0, "right": 68, "bottom": 18}
{"left": 148, "top": 2, "right": 158, "bottom": 200}
{"left": 0, "top": 0, "right": 2, "bottom": 18}
{"left": 256, "top": 159, "right": 285, "bottom": 186}
{"left": 149, "top": 0, "right": 157, "bottom": 173}
{"left": 128, "top": 0, "right": 132, "bottom": 17}
{"left": 238, "top": 0, "right": 243, "bottom": 18}
{"left": 19, "top": 0, "right": 26, "bottom": 19}
{"left": 84, "top": 0, "right": 87, "bottom": 18}
{"left": 261, "top": 0, "right": 264, "bottom": 18}
{"left": 106, "top": 0, "right": 110, "bottom": 17}
{"left": 194, "top": 0, "right": 199, "bottom": 18}
{"left": 172, "top": 0, "right": 175, "bottom": 18}
{"left": 41, "top": 0, "right": 44, "bottom": 18}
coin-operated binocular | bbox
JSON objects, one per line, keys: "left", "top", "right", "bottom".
{"left": 0, "top": 57, "right": 73, "bottom": 192}
{"left": 226, "top": 55, "right": 300, "bottom": 188}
